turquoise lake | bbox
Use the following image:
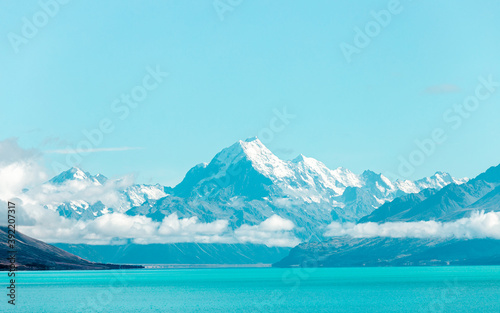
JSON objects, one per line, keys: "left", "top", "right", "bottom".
{"left": 3, "top": 266, "right": 500, "bottom": 312}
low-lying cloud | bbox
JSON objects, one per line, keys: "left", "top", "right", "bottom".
{"left": 28, "top": 175, "right": 134, "bottom": 211}
{"left": 234, "top": 215, "right": 300, "bottom": 247}
{"left": 325, "top": 211, "right": 500, "bottom": 239}
{"left": 18, "top": 208, "right": 299, "bottom": 247}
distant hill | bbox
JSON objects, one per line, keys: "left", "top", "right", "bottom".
{"left": 273, "top": 237, "right": 500, "bottom": 268}
{"left": 0, "top": 226, "right": 142, "bottom": 271}
{"left": 54, "top": 243, "right": 290, "bottom": 265}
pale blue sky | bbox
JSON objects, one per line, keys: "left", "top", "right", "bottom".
{"left": 1, "top": 0, "right": 499, "bottom": 186}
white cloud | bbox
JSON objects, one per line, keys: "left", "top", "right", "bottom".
{"left": 258, "top": 214, "right": 295, "bottom": 231}
{"left": 158, "top": 213, "right": 228, "bottom": 236}
{"left": 0, "top": 138, "right": 48, "bottom": 200}
{"left": 324, "top": 211, "right": 500, "bottom": 240}
{"left": 27, "top": 175, "right": 135, "bottom": 211}
{"left": 17, "top": 209, "right": 300, "bottom": 247}
{"left": 13, "top": 196, "right": 299, "bottom": 247}
{"left": 234, "top": 215, "right": 300, "bottom": 247}
{"left": 0, "top": 138, "right": 38, "bottom": 164}
{"left": 18, "top": 210, "right": 232, "bottom": 245}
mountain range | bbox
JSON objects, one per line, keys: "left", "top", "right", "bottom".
{"left": 39, "top": 137, "right": 467, "bottom": 241}
{"left": 359, "top": 163, "right": 500, "bottom": 223}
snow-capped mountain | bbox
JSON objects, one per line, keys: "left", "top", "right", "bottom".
{"left": 42, "top": 167, "right": 167, "bottom": 220}
{"left": 38, "top": 138, "right": 469, "bottom": 239}
{"left": 125, "top": 137, "right": 465, "bottom": 239}
{"left": 359, "top": 163, "right": 500, "bottom": 223}
{"left": 124, "top": 184, "right": 169, "bottom": 207}
{"left": 174, "top": 138, "right": 462, "bottom": 201}
{"left": 48, "top": 167, "right": 108, "bottom": 185}
{"left": 395, "top": 172, "right": 468, "bottom": 194}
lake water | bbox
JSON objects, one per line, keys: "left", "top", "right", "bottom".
{"left": 4, "top": 266, "right": 500, "bottom": 312}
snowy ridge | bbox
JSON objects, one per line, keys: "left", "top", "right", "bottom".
{"left": 182, "top": 138, "right": 464, "bottom": 206}
{"left": 124, "top": 184, "right": 168, "bottom": 207}
{"left": 43, "top": 169, "right": 168, "bottom": 220}
{"left": 395, "top": 172, "right": 469, "bottom": 194}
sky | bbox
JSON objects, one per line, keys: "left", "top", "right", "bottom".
{"left": 1, "top": 0, "right": 499, "bottom": 187}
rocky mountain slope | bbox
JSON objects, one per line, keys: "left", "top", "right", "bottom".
{"left": 54, "top": 242, "right": 290, "bottom": 265}
{"left": 273, "top": 237, "right": 500, "bottom": 267}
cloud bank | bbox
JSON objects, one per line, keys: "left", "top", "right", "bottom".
{"left": 325, "top": 211, "right": 500, "bottom": 240}
{"left": 18, "top": 209, "right": 299, "bottom": 247}
{"left": 234, "top": 215, "right": 300, "bottom": 247}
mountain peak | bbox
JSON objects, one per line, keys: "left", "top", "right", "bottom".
{"left": 361, "top": 169, "right": 378, "bottom": 177}
{"left": 48, "top": 167, "right": 107, "bottom": 185}
{"left": 474, "top": 163, "right": 500, "bottom": 184}
{"left": 292, "top": 154, "right": 314, "bottom": 163}
{"left": 361, "top": 170, "right": 394, "bottom": 190}
{"left": 292, "top": 154, "right": 332, "bottom": 174}
{"left": 69, "top": 166, "right": 85, "bottom": 175}
{"left": 213, "top": 137, "right": 272, "bottom": 164}
{"left": 361, "top": 170, "right": 388, "bottom": 183}
{"left": 434, "top": 171, "right": 448, "bottom": 176}
{"left": 208, "top": 138, "right": 294, "bottom": 182}
{"left": 238, "top": 137, "right": 267, "bottom": 151}
{"left": 431, "top": 171, "right": 453, "bottom": 180}
{"left": 238, "top": 137, "right": 277, "bottom": 160}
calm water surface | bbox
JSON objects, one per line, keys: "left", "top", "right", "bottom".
{"left": 3, "top": 266, "right": 500, "bottom": 312}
